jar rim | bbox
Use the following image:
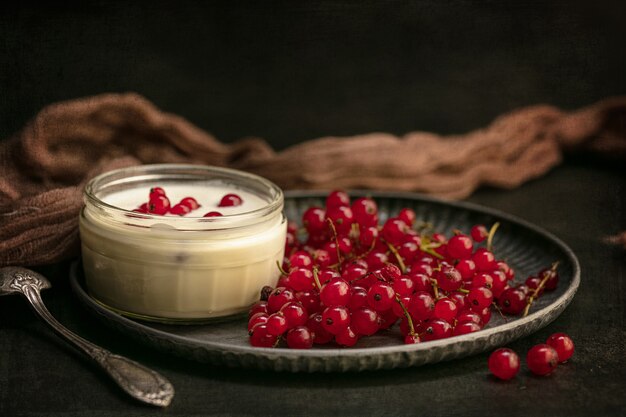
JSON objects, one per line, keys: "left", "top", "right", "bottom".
{"left": 83, "top": 164, "right": 284, "bottom": 230}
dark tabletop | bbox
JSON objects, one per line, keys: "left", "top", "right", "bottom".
{"left": 1, "top": 2, "right": 625, "bottom": 416}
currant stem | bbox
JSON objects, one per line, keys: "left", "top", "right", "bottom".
{"left": 420, "top": 243, "right": 444, "bottom": 260}
{"left": 326, "top": 217, "right": 343, "bottom": 267}
{"left": 395, "top": 294, "right": 416, "bottom": 335}
{"left": 414, "top": 221, "right": 433, "bottom": 235}
{"left": 486, "top": 222, "right": 500, "bottom": 252}
{"left": 312, "top": 267, "right": 322, "bottom": 291}
{"left": 430, "top": 278, "right": 440, "bottom": 299}
{"left": 457, "top": 288, "right": 470, "bottom": 294}
{"left": 522, "top": 261, "right": 560, "bottom": 317}
{"left": 492, "top": 301, "right": 508, "bottom": 322}
{"left": 276, "top": 260, "right": 289, "bottom": 276}
{"left": 384, "top": 240, "right": 407, "bottom": 274}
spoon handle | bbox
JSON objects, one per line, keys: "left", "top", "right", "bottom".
{"left": 20, "top": 284, "right": 174, "bottom": 407}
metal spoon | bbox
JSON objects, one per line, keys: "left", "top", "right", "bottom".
{"left": 0, "top": 266, "right": 174, "bottom": 407}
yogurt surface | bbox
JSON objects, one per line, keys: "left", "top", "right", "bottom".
{"left": 102, "top": 183, "right": 267, "bottom": 217}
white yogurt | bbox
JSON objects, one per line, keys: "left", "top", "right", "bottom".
{"left": 103, "top": 183, "right": 267, "bottom": 217}
{"left": 79, "top": 165, "right": 286, "bottom": 322}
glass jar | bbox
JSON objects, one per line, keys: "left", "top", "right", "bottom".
{"left": 79, "top": 164, "right": 286, "bottom": 323}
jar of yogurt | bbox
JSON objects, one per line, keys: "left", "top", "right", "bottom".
{"left": 79, "top": 164, "right": 286, "bottom": 323}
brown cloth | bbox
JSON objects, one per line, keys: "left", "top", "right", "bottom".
{"left": 1, "top": 93, "right": 625, "bottom": 266}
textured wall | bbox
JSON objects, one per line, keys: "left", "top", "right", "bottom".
{"left": 1, "top": 1, "right": 624, "bottom": 148}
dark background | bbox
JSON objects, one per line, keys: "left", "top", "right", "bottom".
{"left": 1, "top": 0, "right": 624, "bottom": 147}
{"left": 1, "top": 1, "right": 625, "bottom": 416}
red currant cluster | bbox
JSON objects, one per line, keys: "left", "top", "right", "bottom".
{"left": 131, "top": 187, "right": 243, "bottom": 217}
{"left": 489, "top": 333, "right": 574, "bottom": 380}
{"left": 247, "top": 190, "right": 560, "bottom": 349}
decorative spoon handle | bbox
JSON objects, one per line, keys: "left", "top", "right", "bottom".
{"left": 2, "top": 267, "right": 174, "bottom": 407}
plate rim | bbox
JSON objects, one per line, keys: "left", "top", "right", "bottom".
{"left": 70, "top": 190, "right": 581, "bottom": 368}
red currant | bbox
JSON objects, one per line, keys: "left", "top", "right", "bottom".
{"left": 179, "top": 197, "right": 200, "bottom": 210}
{"left": 421, "top": 318, "right": 452, "bottom": 341}
{"left": 335, "top": 326, "right": 359, "bottom": 347}
{"left": 306, "top": 313, "right": 333, "bottom": 344}
{"left": 320, "top": 278, "right": 352, "bottom": 307}
{"left": 498, "top": 287, "right": 527, "bottom": 315}
{"left": 408, "top": 292, "right": 435, "bottom": 321}
{"left": 453, "top": 321, "right": 481, "bottom": 336}
{"left": 203, "top": 211, "right": 223, "bottom": 217}
{"left": 470, "top": 224, "right": 488, "bottom": 243}
{"left": 467, "top": 287, "right": 494, "bottom": 311}
{"left": 488, "top": 348, "right": 520, "bottom": 380}
{"left": 433, "top": 297, "right": 458, "bottom": 323}
{"left": 218, "top": 193, "right": 243, "bottom": 207}
{"left": 325, "top": 190, "right": 350, "bottom": 209}
{"left": 169, "top": 203, "right": 191, "bottom": 216}
{"left": 366, "top": 282, "right": 396, "bottom": 312}
{"left": 527, "top": 344, "right": 559, "bottom": 376}
{"left": 321, "top": 306, "right": 351, "bottom": 334}
{"left": 351, "top": 307, "right": 380, "bottom": 336}
{"left": 249, "top": 323, "right": 278, "bottom": 347}
{"left": 266, "top": 313, "right": 289, "bottom": 336}
{"left": 267, "top": 287, "right": 295, "bottom": 313}
{"left": 447, "top": 234, "right": 473, "bottom": 259}
{"left": 398, "top": 208, "right": 417, "bottom": 227}
{"left": 280, "top": 302, "right": 308, "bottom": 328}
{"left": 285, "top": 326, "right": 314, "bottom": 349}
{"left": 351, "top": 197, "right": 378, "bottom": 226}
{"left": 148, "top": 195, "right": 170, "bottom": 215}
{"left": 546, "top": 333, "right": 574, "bottom": 362}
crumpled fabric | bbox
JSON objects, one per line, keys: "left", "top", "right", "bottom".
{"left": 1, "top": 93, "right": 624, "bottom": 266}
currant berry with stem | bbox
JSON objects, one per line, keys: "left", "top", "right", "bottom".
{"left": 523, "top": 262, "right": 559, "bottom": 317}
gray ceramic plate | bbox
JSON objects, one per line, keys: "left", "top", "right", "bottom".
{"left": 70, "top": 191, "right": 580, "bottom": 372}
